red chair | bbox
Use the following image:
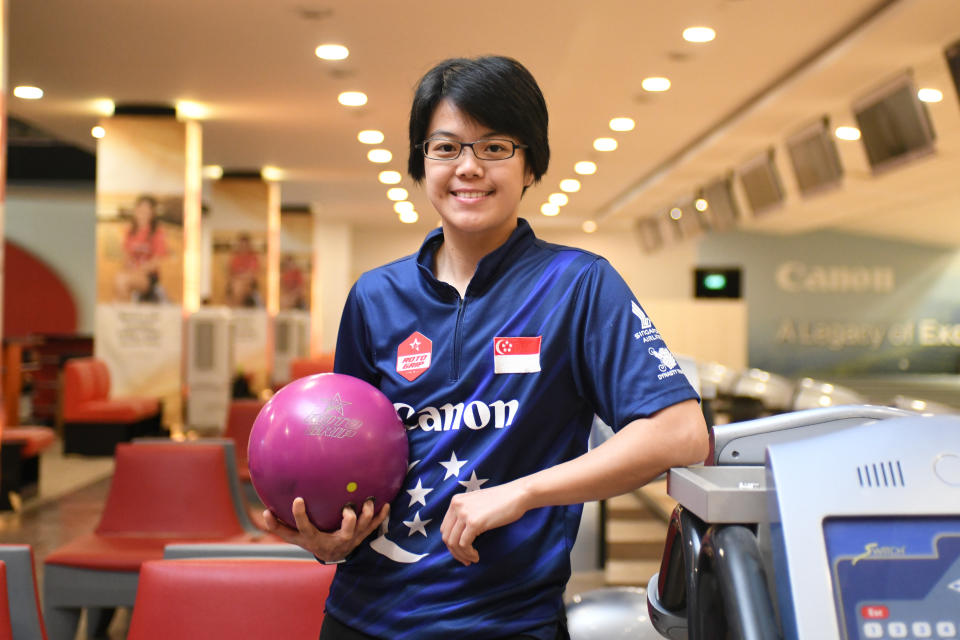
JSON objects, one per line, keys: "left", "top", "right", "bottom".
{"left": 0, "top": 425, "right": 55, "bottom": 500}
{"left": 43, "top": 442, "right": 259, "bottom": 640}
{"left": 126, "top": 558, "right": 335, "bottom": 640}
{"left": 289, "top": 353, "right": 335, "bottom": 381}
{"left": 61, "top": 357, "right": 163, "bottom": 455}
{"left": 0, "top": 545, "right": 48, "bottom": 640}
{"left": 223, "top": 399, "right": 266, "bottom": 483}
{"left": 0, "top": 562, "right": 13, "bottom": 640}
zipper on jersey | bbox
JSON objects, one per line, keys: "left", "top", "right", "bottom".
{"left": 450, "top": 294, "right": 466, "bottom": 381}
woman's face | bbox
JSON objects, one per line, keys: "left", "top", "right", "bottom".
{"left": 133, "top": 200, "right": 154, "bottom": 229}
{"left": 423, "top": 99, "right": 533, "bottom": 239}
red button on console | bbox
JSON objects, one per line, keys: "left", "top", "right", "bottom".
{"left": 861, "top": 605, "right": 889, "bottom": 620}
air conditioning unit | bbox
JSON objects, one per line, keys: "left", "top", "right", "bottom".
{"left": 186, "top": 307, "right": 234, "bottom": 432}
{"left": 273, "top": 310, "right": 311, "bottom": 386}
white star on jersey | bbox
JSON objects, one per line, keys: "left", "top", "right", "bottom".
{"left": 406, "top": 478, "right": 433, "bottom": 507}
{"left": 439, "top": 451, "right": 468, "bottom": 479}
{"left": 458, "top": 470, "right": 489, "bottom": 493}
{"left": 403, "top": 511, "right": 431, "bottom": 537}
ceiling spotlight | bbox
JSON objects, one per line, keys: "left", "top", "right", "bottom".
{"left": 93, "top": 98, "right": 116, "bottom": 116}
{"left": 202, "top": 165, "right": 224, "bottom": 179}
{"left": 91, "top": 126, "right": 106, "bottom": 139}
{"left": 593, "top": 137, "right": 618, "bottom": 152}
{"left": 559, "top": 179, "right": 582, "bottom": 192}
{"left": 338, "top": 91, "right": 368, "bottom": 107}
{"left": 176, "top": 100, "right": 208, "bottom": 120}
{"left": 541, "top": 203, "right": 560, "bottom": 216}
{"left": 669, "top": 207, "right": 683, "bottom": 220}
{"left": 641, "top": 77, "right": 671, "bottom": 92}
{"left": 582, "top": 220, "right": 598, "bottom": 233}
{"left": 387, "top": 187, "right": 408, "bottom": 201}
{"left": 917, "top": 88, "right": 943, "bottom": 103}
{"left": 261, "top": 166, "right": 284, "bottom": 181}
{"left": 358, "top": 130, "right": 385, "bottom": 144}
{"left": 13, "top": 86, "right": 43, "bottom": 100}
{"left": 394, "top": 201, "right": 415, "bottom": 215}
{"left": 574, "top": 161, "right": 597, "bottom": 175}
{"left": 315, "top": 44, "right": 349, "bottom": 60}
{"left": 367, "top": 149, "right": 392, "bottom": 163}
{"left": 683, "top": 26, "right": 716, "bottom": 43}
{"left": 399, "top": 210, "right": 419, "bottom": 224}
{"left": 548, "top": 193, "right": 569, "bottom": 206}
{"left": 834, "top": 126, "right": 861, "bottom": 141}
{"left": 609, "top": 117, "right": 635, "bottom": 132}
{"left": 695, "top": 198, "right": 709, "bottom": 212}
{"left": 378, "top": 170, "right": 402, "bottom": 184}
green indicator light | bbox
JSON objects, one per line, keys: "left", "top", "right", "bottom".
{"left": 703, "top": 274, "right": 727, "bottom": 290}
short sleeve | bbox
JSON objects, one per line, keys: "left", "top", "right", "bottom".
{"left": 334, "top": 281, "right": 381, "bottom": 387}
{"left": 570, "top": 260, "right": 699, "bottom": 430}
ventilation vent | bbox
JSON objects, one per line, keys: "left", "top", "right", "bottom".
{"left": 857, "top": 461, "right": 905, "bottom": 488}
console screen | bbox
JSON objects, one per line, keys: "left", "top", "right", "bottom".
{"left": 824, "top": 517, "right": 960, "bottom": 640}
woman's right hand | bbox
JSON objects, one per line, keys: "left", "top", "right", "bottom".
{"left": 262, "top": 497, "right": 389, "bottom": 563}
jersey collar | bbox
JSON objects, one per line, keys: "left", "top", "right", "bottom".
{"left": 416, "top": 218, "right": 536, "bottom": 299}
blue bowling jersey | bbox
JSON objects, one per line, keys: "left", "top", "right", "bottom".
{"left": 327, "top": 218, "right": 698, "bottom": 639}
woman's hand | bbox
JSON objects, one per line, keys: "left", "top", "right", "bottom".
{"left": 263, "top": 497, "right": 389, "bottom": 563}
{"left": 440, "top": 481, "right": 531, "bottom": 566}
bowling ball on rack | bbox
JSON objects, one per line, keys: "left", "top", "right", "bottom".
{"left": 248, "top": 373, "right": 408, "bottom": 531}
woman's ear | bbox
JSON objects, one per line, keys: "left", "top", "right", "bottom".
{"left": 524, "top": 167, "right": 535, "bottom": 188}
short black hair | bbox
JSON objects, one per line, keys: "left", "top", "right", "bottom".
{"left": 408, "top": 56, "right": 549, "bottom": 184}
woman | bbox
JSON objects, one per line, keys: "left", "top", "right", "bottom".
{"left": 265, "top": 56, "right": 708, "bottom": 640}
{"left": 114, "top": 194, "right": 167, "bottom": 303}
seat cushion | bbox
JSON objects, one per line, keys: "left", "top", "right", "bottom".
{"left": 67, "top": 398, "right": 160, "bottom": 423}
{"left": 44, "top": 534, "right": 259, "bottom": 572}
{"left": 1, "top": 426, "right": 56, "bottom": 457}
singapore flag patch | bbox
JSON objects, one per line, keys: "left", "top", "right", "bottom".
{"left": 493, "top": 336, "right": 542, "bottom": 374}
{"left": 397, "top": 331, "right": 432, "bottom": 381}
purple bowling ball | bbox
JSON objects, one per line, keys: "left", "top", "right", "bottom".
{"left": 248, "top": 373, "right": 408, "bottom": 531}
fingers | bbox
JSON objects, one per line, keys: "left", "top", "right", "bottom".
{"left": 441, "top": 509, "right": 479, "bottom": 566}
{"left": 291, "top": 497, "right": 319, "bottom": 536}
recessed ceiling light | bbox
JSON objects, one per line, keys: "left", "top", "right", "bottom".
{"left": 91, "top": 126, "right": 106, "bottom": 139}
{"left": 609, "top": 117, "right": 635, "bottom": 132}
{"left": 338, "top": 91, "right": 368, "bottom": 107}
{"left": 315, "top": 44, "right": 349, "bottom": 60}
{"left": 387, "top": 187, "right": 408, "bottom": 201}
{"left": 917, "top": 88, "right": 943, "bottom": 103}
{"left": 834, "top": 126, "right": 861, "bottom": 141}
{"left": 394, "top": 201, "right": 415, "bottom": 215}
{"left": 695, "top": 198, "right": 709, "bottom": 212}
{"left": 574, "top": 161, "right": 597, "bottom": 175}
{"left": 399, "top": 210, "right": 419, "bottom": 224}
{"left": 202, "top": 165, "right": 224, "bottom": 179}
{"left": 593, "top": 137, "right": 618, "bottom": 152}
{"left": 93, "top": 98, "right": 115, "bottom": 116}
{"left": 541, "top": 203, "right": 560, "bottom": 216}
{"left": 368, "top": 149, "right": 392, "bottom": 163}
{"left": 358, "top": 130, "right": 385, "bottom": 144}
{"left": 683, "top": 26, "right": 716, "bottom": 43}
{"left": 548, "top": 193, "right": 569, "bottom": 206}
{"left": 379, "top": 170, "right": 402, "bottom": 184}
{"left": 669, "top": 207, "right": 683, "bottom": 220}
{"left": 560, "top": 179, "right": 582, "bottom": 192}
{"left": 261, "top": 166, "right": 284, "bottom": 181}
{"left": 641, "top": 77, "right": 671, "bottom": 92}
{"left": 176, "top": 100, "right": 208, "bottom": 120}
{"left": 13, "top": 86, "right": 43, "bottom": 100}
{"left": 582, "top": 220, "right": 598, "bottom": 233}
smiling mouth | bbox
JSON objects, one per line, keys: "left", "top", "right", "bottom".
{"left": 451, "top": 190, "right": 493, "bottom": 199}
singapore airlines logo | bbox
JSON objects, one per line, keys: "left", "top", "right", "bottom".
{"left": 370, "top": 450, "right": 489, "bottom": 563}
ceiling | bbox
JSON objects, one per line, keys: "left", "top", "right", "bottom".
{"left": 8, "top": 0, "right": 960, "bottom": 246}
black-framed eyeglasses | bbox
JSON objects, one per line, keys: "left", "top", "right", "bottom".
{"left": 419, "top": 138, "right": 527, "bottom": 161}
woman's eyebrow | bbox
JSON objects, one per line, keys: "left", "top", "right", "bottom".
{"left": 426, "top": 129, "right": 504, "bottom": 139}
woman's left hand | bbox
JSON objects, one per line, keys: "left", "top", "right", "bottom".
{"left": 439, "top": 481, "right": 531, "bottom": 566}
